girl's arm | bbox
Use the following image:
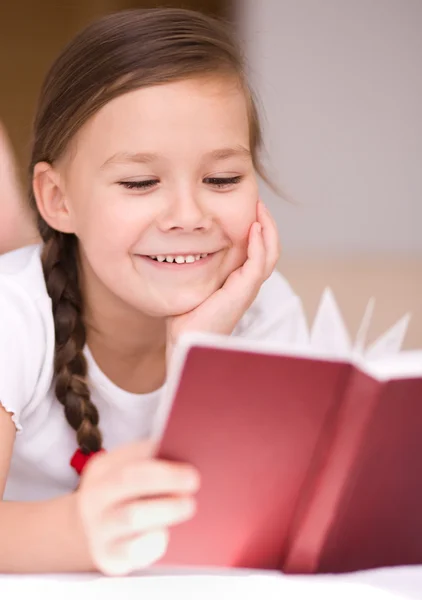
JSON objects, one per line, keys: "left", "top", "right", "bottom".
{"left": 0, "top": 123, "right": 40, "bottom": 254}
{"left": 0, "top": 406, "right": 199, "bottom": 575}
{"left": 0, "top": 405, "right": 94, "bottom": 573}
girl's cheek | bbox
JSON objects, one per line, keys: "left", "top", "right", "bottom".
{"left": 232, "top": 198, "right": 259, "bottom": 241}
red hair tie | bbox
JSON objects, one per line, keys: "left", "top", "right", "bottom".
{"left": 70, "top": 448, "right": 105, "bottom": 475}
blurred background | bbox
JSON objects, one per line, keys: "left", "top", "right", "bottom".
{"left": 1, "top": 0, "right": 421, "bottom": 348}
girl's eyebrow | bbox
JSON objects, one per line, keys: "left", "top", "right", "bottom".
{"left": 204, "top": 145, "right": 251, "bottom": 161}
{"left": 100, "top": 145, "right": 251, "bottom": 170}
{"left": 100, "top": 152, "right": 159, "bottom": 169}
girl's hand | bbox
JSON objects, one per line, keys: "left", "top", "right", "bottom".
{"left": 166, "top": 200, "right": 280, "bottom": 359}
{"left": 75, "top": 441, "right": 200, "bottom": 576}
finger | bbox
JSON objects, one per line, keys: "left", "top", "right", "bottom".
{"left": 103, "top": 495, "right": 196, "bottom": 541}
{"left": 257, "top": 201, "right": 281, "bottom": 278}
{"left": 218, "top": 221, "right": 265, "bottom": 309}
{"left": 101, "top": 459, "right": 200, "bottom": 506}
{"left": 226, "top": 222, "right": 265, "bottom": 284}
{"left": 99, "top": 528, "right": 169, "bottom": 576}
{"left": 85, "top": 438, "right": 199, "bottom": 484}
{"left": 85, "top": 440, "right": 155, "bottom": 477}
{"left": 237, "top": 221, "right": 266, "bottom": 283}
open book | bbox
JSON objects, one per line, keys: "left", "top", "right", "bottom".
{"left": 151, "top": 290, "right": 422, "bottom": 574}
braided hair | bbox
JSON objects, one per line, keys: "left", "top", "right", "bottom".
{"left": 40, "top": 229, "right": 102, "bottom": 453}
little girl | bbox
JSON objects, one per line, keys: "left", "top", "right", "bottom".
{"left": 0, "top": 8, "right": 303, "bottom": 575}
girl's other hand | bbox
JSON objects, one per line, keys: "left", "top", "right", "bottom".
{"left": 167, "top": 200, "right": 280, "bottom": 359}
{"left": 75, "top": 441, "right": 200, "bottom": 575}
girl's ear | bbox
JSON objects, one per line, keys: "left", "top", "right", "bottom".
{"left": 33, "top": 162, "right": 76, "bottom": 234}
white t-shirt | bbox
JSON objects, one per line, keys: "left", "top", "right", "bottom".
{"left": 0, "top": 244, "right": 307, "bottom": 502}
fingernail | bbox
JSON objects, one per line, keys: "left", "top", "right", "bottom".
{"left": 187, "top": 469, "right": 201, "bottom": 489}
{"left": 181, "top": 497, "right": 197, "bottom": 514}
{"left": 256, "top": 223, "right": 262, "bottom": 233}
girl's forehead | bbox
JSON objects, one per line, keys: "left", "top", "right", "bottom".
{"left": 70, "top": 77, "right": 250, "bottom": 163}
{"left": 97, "top": 76, "right": 247, "bottom": 124}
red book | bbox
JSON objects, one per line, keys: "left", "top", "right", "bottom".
{"left": 156, "top": 332, "right": 422, "bottom": 574}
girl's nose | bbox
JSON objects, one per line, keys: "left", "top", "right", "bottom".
{"left": 157, "top": 191, "right": 213, "bottom": 232}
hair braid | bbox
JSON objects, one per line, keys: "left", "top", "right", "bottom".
{"left": 40, "top": 228, "right": 102, "bottom": 454}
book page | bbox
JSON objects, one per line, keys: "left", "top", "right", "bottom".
{"left": 310, "top": 288, "right": 351, "bottom": 356}
{"left": 353, "top": 297, "right": 376, "bottom": 355}
{"left": 365, "top": 350, "right": 422, "bottom": 380}
{"left": 365, "top": 314, "right": 411, "bottom": 361}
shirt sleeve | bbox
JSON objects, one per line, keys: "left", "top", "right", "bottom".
{"left": 0, "top": 278, "right": 47, "bottom": 431}
{"left": 233, "top": 270, "right": 310, "bottom": 347}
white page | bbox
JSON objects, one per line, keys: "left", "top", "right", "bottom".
{"left": 364, "top": 350, "right": 422, "bottom": 380}
{"left": 353, "top": 297, "right": 376, "bottom": 355}
{"left": 310, "top": 288, "right": 351, "bottom": 356}
{"left": 365, "top": 314, "right": 411, "bottom": 361}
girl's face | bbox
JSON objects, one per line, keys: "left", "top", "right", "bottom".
{"left": 58, "top": 76, "right": 259, "bottom": 316}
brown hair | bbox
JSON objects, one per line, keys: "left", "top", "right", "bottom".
{"left": 28, "top": 7, "right": 267, "bottom": 458}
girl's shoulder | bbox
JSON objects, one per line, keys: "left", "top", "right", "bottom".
{"left": 0, "top": 243, "right": 47, "bottom": 298}
{"left": 0, "top": 244, "right": 55, "bottom": 430}
{"left": 0, "top": 243, "right": 52, "bottom": 347}
{"left": 233, "top": 270, "right": 309, "bottom": 345}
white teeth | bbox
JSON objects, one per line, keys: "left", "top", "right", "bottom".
{"left": 148, "top": 253, "right": 210, "bottom": 263}
{"left": 175, "top": 255, "right": 196, "bottom": 263}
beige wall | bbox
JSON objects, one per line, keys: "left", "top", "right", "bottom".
{"left": 0, "top": 1, "right": 116, "bottom": 171}
{"left": 279, "top": 257, "right": 422, "bottom": 350}
{"left": 0, "top": 0, "right": 227, "bottom": 171}
{"left": 239, "top": 0, "right": 422, "bottom": 256}
{"left": 239, "top": 0, "right": 422, "bottom": 347}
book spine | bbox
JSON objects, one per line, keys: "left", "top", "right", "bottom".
{"left": 282, "top": 367, "right": 382, "bottom": 574}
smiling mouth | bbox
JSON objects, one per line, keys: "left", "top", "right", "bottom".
{"left": 143, "top": 253, "right": 212, "bottom": 264}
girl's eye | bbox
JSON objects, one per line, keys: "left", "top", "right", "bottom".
{"left": 204, "top": 176, "right": 243, "bottom": 188}
{"left": 118, "top": 176, "right": 243, "bottom": 191}
{"left": 118, "top": 180, "right": 158, "bottom": 190}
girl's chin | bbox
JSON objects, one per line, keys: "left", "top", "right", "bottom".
{"left": 149, "top": 289, "right": 218, "bottom": 318}
{"left": 163, "top": 298, "right": 210, "bottom": 318}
